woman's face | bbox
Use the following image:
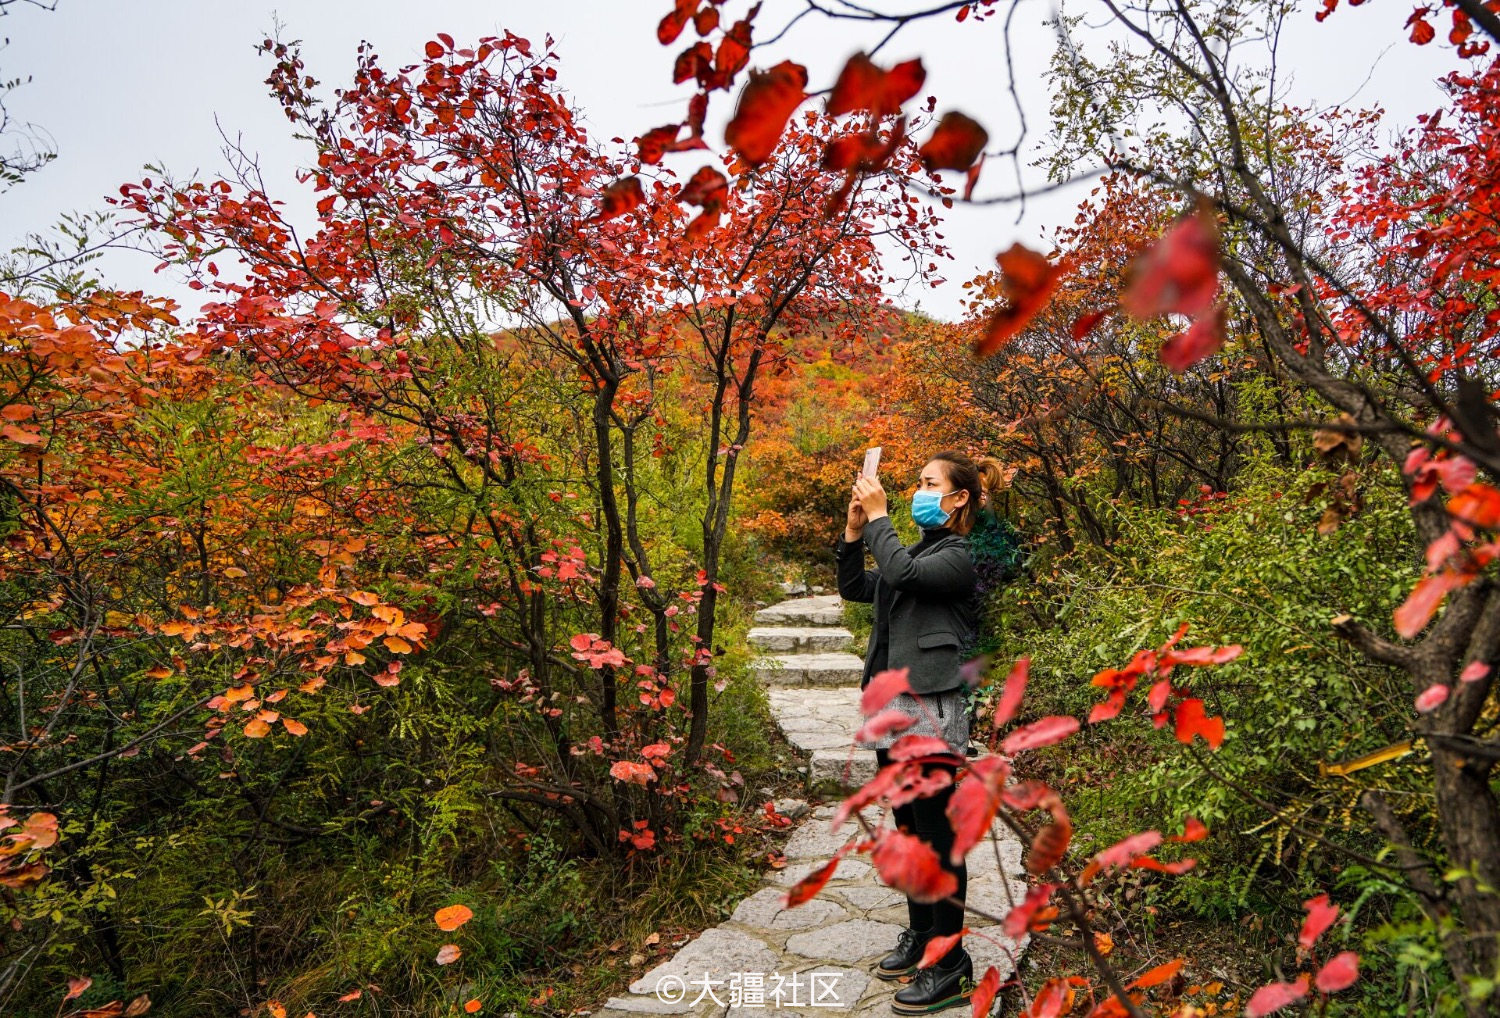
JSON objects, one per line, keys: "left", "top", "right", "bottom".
{"left": 917, "top": 460, "right": 969, "bottom": 515}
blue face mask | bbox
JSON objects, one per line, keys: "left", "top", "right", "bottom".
{"left": 911, "top": 489, "right": 955, "bottom": 528}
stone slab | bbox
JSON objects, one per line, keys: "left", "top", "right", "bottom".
{"left": 748, "top": 625, "right": 855, "bottom": 654}
{"left": 730, "top": 887, "right": 849, "bottom": 930}
{"left": 809, "top": 748, "right": 877, "bottom": 790}
{"left": 754, "top": 594, "right": 847, "bottom": 626}
{"left": 783, "top": 918, "right": 905, "bottom": 963}
{"left": 752, "top": 652, "right": 865, "bottom": 688}
{"left": 628, "top": 927, "right": 779, "bottom": 997}
{"left": 768, "top": 857, "right": 873, "bottom": 887}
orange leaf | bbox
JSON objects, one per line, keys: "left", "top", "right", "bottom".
{"left": 918, "top": 111, "right": 988, "bottom": 171}
{"left": 1, "top": 423, "right": 43, "bottom": 445}
{"left": 724, "top": 61, "right": 808, "bottom": 166}
{"left": 464, "top": 1001, "right": 482, "bottom": 1014}
{"left": 243, "top": 719, "right": 271, "bottom": 738}
{"left": 1, "top": 403, "right": 35, "bottom": 421}
{"left": 1129, "top": 957, "right": 1183, "bottom": 989}
{"left": 434, "top": 903, "right": 473, "bottom": 931}
{"left": 65, "top": 976, "right": 93, "bottom": 1002}
{"left": 974, "top": 244, "right": 1066, "bottom": 358}
{"left": 383, "top": 635, "right": 413, "bottom": 654}
{"left": 282, "top": 719, "right": 308, "bottom": 737}
{"left": 1173, "top": 698, "right": 1224, "bottom": 748}
{"left": 1168, "top": 816, "right": 1208, "bottom": 842}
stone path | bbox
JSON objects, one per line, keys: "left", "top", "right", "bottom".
{"left": 591, "top": 594, "right": 1030, "bottom": 1017}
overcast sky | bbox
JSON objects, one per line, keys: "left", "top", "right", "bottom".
{"left": 0, "top": 0, "right": 1458, "bottom": 323}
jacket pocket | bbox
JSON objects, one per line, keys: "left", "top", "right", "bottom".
{"left": 916, "top": 631, "right": 961, "bottom": 650}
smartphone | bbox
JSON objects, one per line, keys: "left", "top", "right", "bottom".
{"left": 861, "top": 446, "right": 882, "bottom": 480}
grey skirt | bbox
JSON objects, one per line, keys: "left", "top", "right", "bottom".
{"left": 857, "top": 686, "right": 971, "bottom": 754}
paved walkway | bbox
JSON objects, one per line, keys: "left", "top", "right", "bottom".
{"left": 592, "top": 595, "right": 1028, "bottom": 1017}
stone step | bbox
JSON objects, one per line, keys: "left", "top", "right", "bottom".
{"left": 751, "top": 651, "right": 864, "bottom": 688}
{"left": 753, "top": 593, "right": 845, "bottom": 626}
{"left": 809, "top": 747, "right": 878, "bottom": 792}
{"left": 746, "top": 625, "right": 855, "bottom": 654}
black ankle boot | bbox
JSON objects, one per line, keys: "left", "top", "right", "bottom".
{"left": 874, "top": 927, "right": 931, "bottom": 981}
{"left": 891, "top": 947, "right": 974, "bottom": 1014}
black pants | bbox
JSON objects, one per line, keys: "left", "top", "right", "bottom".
{"left": 875, "top": 746, "right": 968, "bottom": 963}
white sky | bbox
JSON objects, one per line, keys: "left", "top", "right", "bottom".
{"left": 0, "top": 0, "right": 1459, "bottom": 323}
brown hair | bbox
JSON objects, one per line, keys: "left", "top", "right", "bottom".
{"left": 929, "top": 451, "right": 983, "bottom": 536}
{"left": 975, "top": 456, "right": 1006, "bottom": 507}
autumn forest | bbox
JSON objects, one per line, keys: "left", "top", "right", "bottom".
{"left": 1, "top": 1, "right": 1498, "bottom": 1017}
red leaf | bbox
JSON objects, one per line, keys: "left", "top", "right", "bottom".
{"left": 1449, "top": 483, "right": 1500, "bottom": 529}
{"left": 1314, "top": 951, "right": 1359, "bottom": 993}
{"left": 1299, "top": 893, "right": 1339, "bottom": 949}
{"left": 686, "top": 207, "right": 722, "bottom": 242}
{"left": 1395, "top": 571, "right": 1460, "bottom": 638}
{"left": 1408, "top": 13, "right": 1436, "bottom": 44}
{"left": 1159, "top": 305, "right": 1227, "bottom": 372}
{"left": 1415, "top": 683, "right": 1449, "bottom": 712}
{"left": 1026, "top": 816, "right": 1073, "bottom": 877}
{"left": 993, "top": 656, "right": 1028, "bottom": 727}
{"left": 1128, "top": 854, "right": 1196, "bottom": 874}
{"left": 674, "top": 41, "right": 714, "bottom": 85}
{"left": 945, "top": 756, "right": 1009, "bottom": 864}
{"left": 917, "top": 929, "right": 969, "bottom": 968}
{"left": 1072, "top": 309, "right": 1110, "bottom": 341}
{"left": 1093, "top": 831, "right": 1163, "bottom": 871}
{"left": 1001, "top": 714, "right": 1079, "bottom": 754}
{"left": 783, "top": 843, "right": 851, "bottom": 907}
{"left": 1002, "top": 882, "right": 1059, "bottom": 937}
{"left": 1173, "top": 698, "right": 1224, "bottom": 748}
{"left": 694, "top": 7, "right": 719, "bottom": 35}
{"left": 1162, "top": 644, "right": 1244, "bottom": 667}
{"left": 425, "top": 40, "right": 444, "bottom": 59}
{"left": 889, "top": 734, "right": 956, "bottom": 760}
{"left": 678, "top": 166, "right": 728, "bottom": 209}
{"left": 1460, "top": 660, "right": 1490, "bottom": 683}
{"left": 65, "top": 977, "right": 93, "bottom": 1003}
{"left": 869, "top": 828, "right": 958, "bottom": 903}
{"left": 659, "top": 1, "right": 698, "bottom": 45}
{"left": 637, "top": 125, "right": 682, "bottom": 164}
{"left": 919, "top": 111, "right": 989, "bottom": 171}
{"left": 1129, "top": 957, "right": 1183, "bottom": 989}
{"left": 970, "top": 965, "right": 1002, "bottom": 1018}
{"left": 827, "top": 53, "right": 926, "bottom": 117}
{"left": 861, "top": 667, "right": 912, "bottom": 715}
{"left": 1027, "top": 977, "right": 1072, "bottom": 1018}
{"left": 1120, "top": 202, "right": 1220, "bottom": 319}
{"left": 592, "top": 178, "right": 645, "bottom": 223}
{"left": 1169, "top": 816, "right": 1208, "bottom": 843}
{"left": 715, "top": 17, "right": 753, "bottom": 80}
{"left": 724, "top": 61, "right": 808, "bottom": 166}
{"left": 854, "top": 709, "right": 916, "bottom": 743}
{"left": 974, "top": 244, "right": 1067, "bottom": 357}
{"left": 1245, "top": 975, "right": 1309, "bottom": 1017}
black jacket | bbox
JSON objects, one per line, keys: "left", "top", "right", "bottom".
{"left": 835, "top": 515, "right": 978, "bottom": 694}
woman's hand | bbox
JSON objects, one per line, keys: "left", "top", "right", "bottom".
{"left": 853, "top": 475, "right": 888, "bottom": 522}
{"left": 844, "top": 490, "right": 867, "bottom": 542}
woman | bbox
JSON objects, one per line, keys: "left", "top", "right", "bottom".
{"left": 835, "top": 450, "right": 982, "bottom": 1015}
